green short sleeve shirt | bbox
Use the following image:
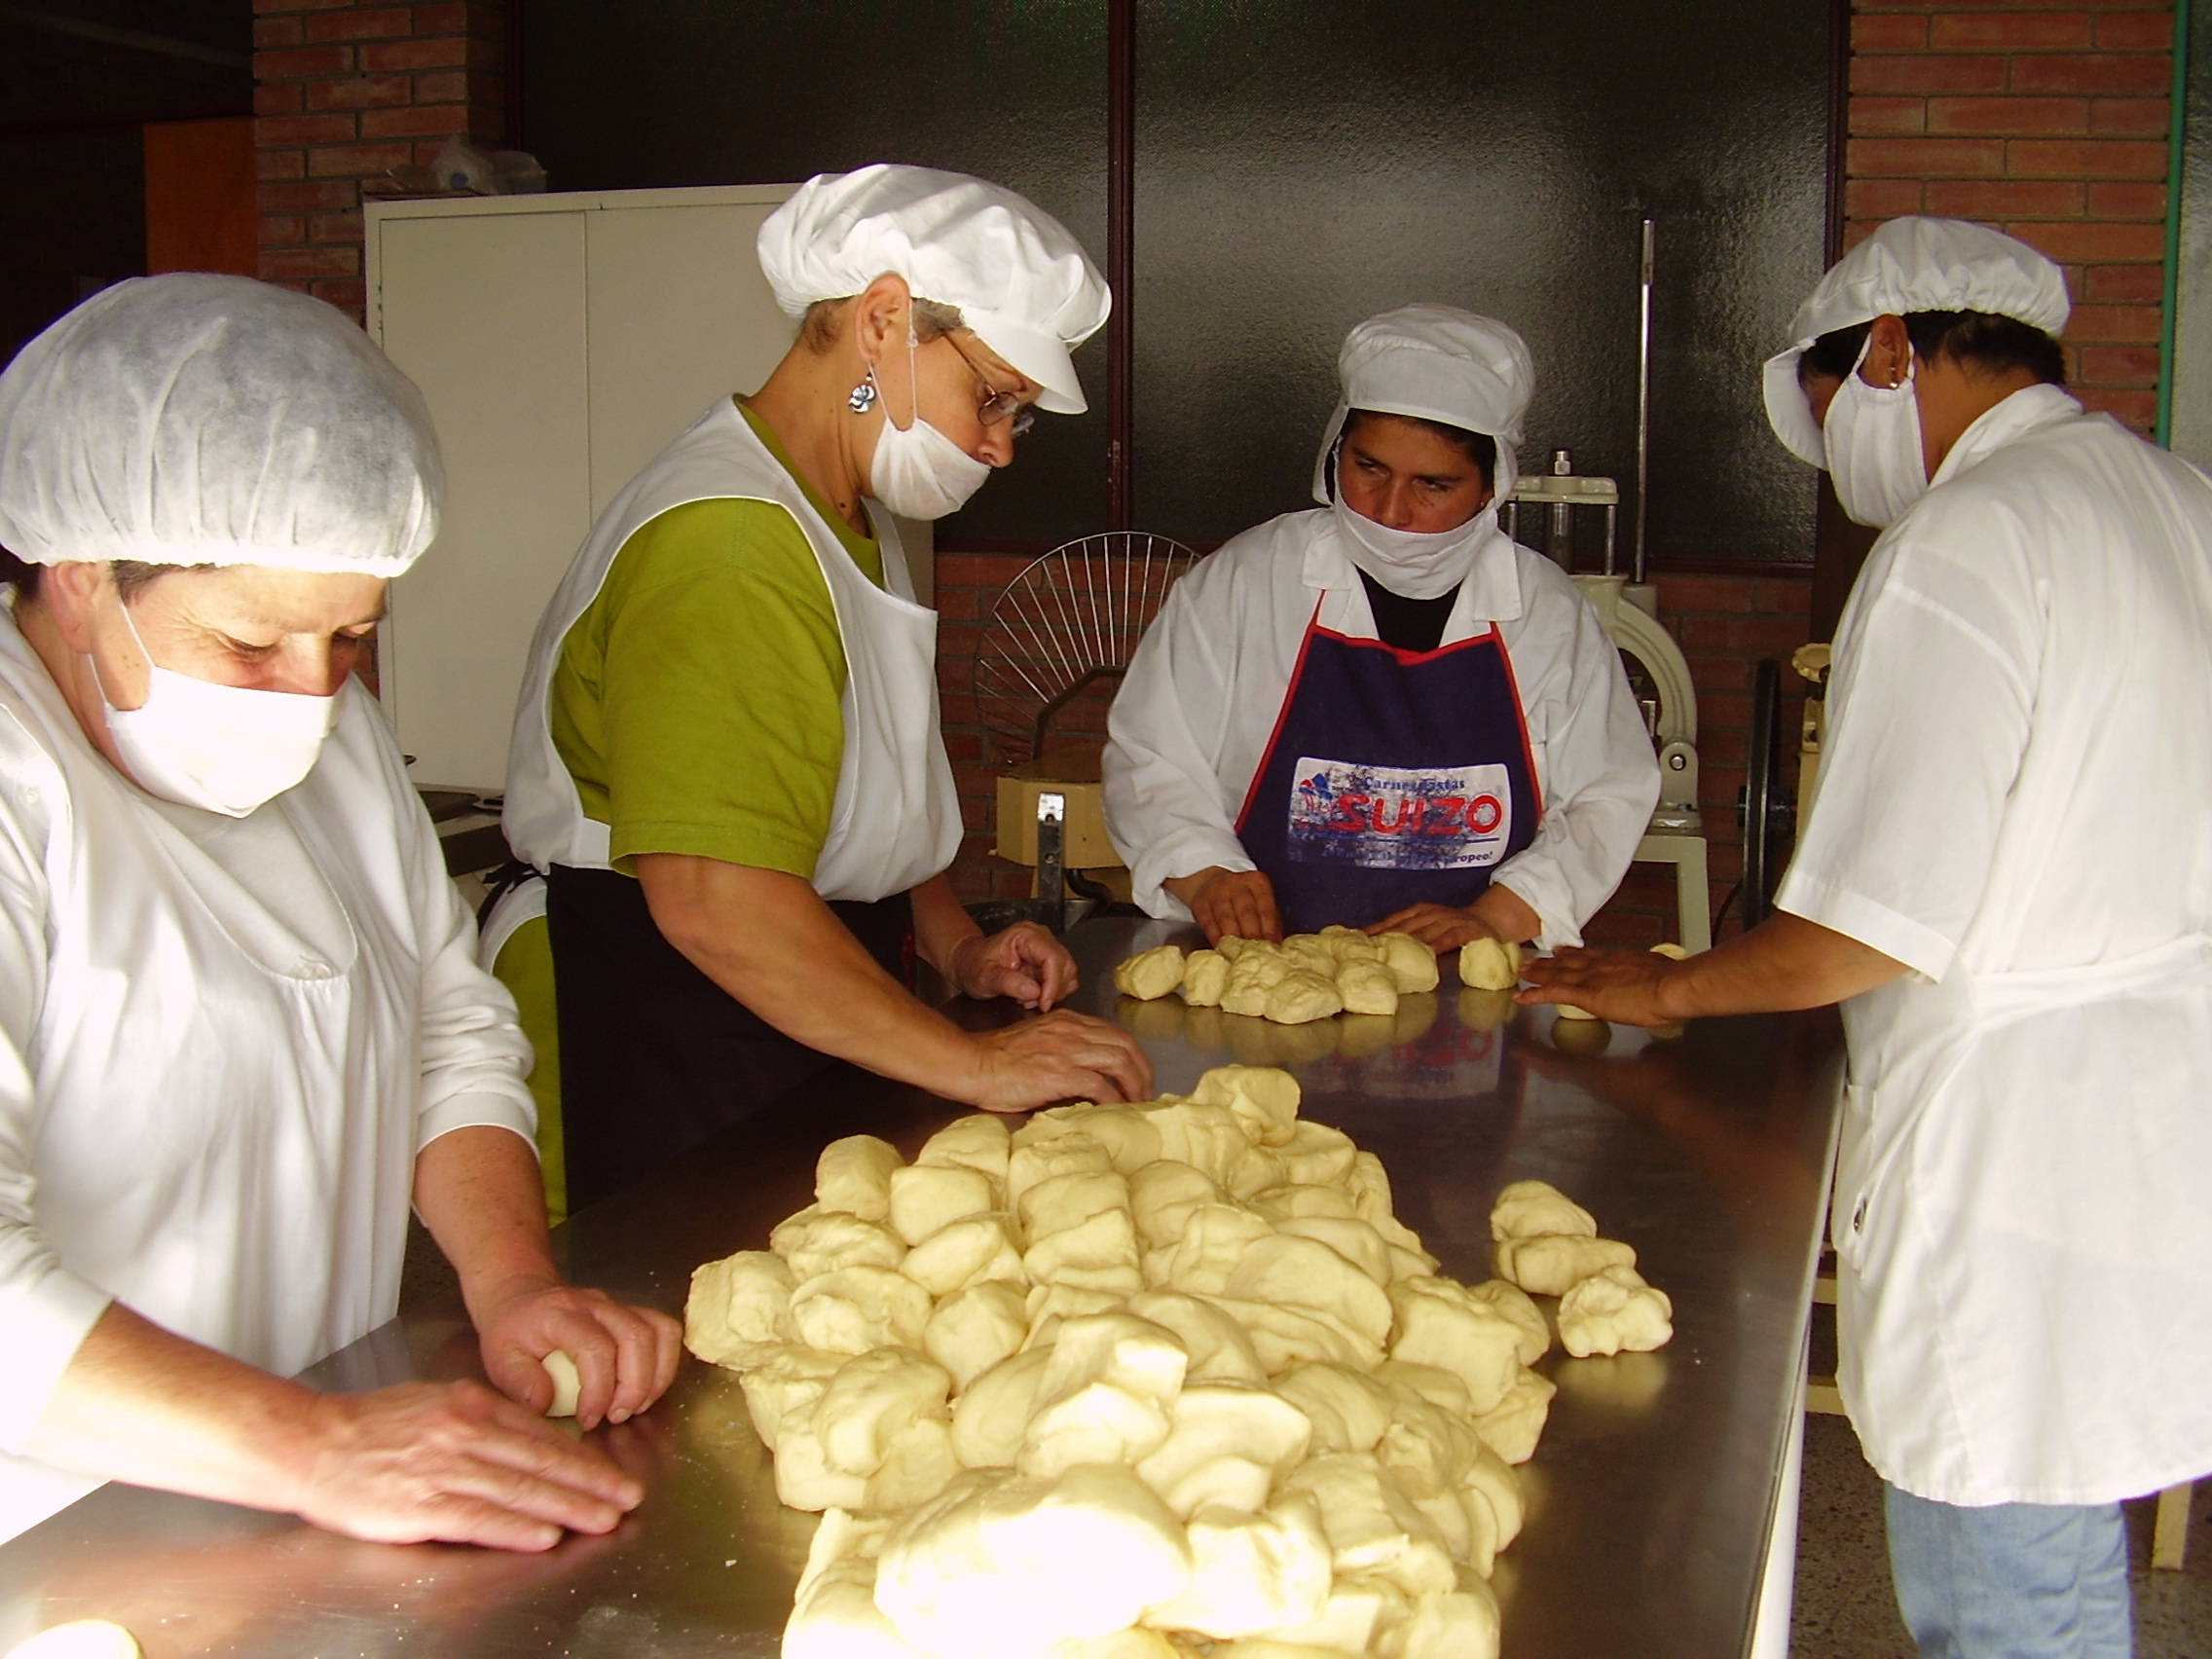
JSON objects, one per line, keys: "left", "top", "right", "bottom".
{"left": 547, "top": 403, "right": 884, "bottom": 879}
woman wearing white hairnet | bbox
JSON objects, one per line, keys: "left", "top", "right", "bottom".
{"left": 1103, "top": 305, "right": 1658, "bottom": 948}
{"left": 499, "top": 165, "right": 1150, "bottom": 1212}
{"left": 1526, "top": 217, "right": 2212, "bottom": 1657}
{"left": 0, "top": 276, "right": 679, "bottom": 1549}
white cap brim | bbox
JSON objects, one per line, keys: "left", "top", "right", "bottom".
{"left": 959, "top": 308, "right": 1087, "bottom": 415}
{"left": 1762, "top": 345, "right": 1827, "bottom": 469}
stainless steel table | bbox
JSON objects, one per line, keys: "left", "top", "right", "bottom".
{"left": 0, "top": 918, "right": 1843, "bottom": 1658}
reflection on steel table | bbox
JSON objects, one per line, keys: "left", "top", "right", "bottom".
{"left": 0, "top": 918, "right": 1840, "bottom": 1659}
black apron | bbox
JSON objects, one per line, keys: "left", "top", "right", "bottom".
{"left": 545, "top": 864, "right": 914, "bottom": 1211}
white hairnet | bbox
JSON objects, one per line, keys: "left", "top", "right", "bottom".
{"left": 1762, "top": 216, "right": 2071, "bottom": 466}
{"left": 1309, "top": 305, "right": 1534, "bottom": 505}
{"left": 757, "top": 164, "right": 1110, "bottom": 415}
{"left": 0, "top": 275, "right": 441, "bottom": 574}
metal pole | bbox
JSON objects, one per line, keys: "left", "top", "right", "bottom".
{"left": 1634, "top": 215, "right": 1654, "bottom": 585}
{"left": 1106, "top": 0, "right": 1135, "bottom": 529}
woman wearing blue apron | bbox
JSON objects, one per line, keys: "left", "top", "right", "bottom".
{"left": 1104, "top": 306, "right": 1658, "bottom": 954}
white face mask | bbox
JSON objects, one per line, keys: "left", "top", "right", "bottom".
{"left": 100, "top": 601, "right": 341, "bottom": 817}
{"left": 865, "top": 333, "right": 992, "bottom": 521}
{"left": 1824, "top": 339, "right": 1929, "bottom": 529}
{"left": 1328, "top": 446, "right": 1499, "bottom": 602}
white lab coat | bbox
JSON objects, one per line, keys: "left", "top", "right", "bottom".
{"left": 0, "top": 612, "right": 536, "bottom": 1543}
{"left": 1103, "top": 510, "right": 1659, "bottom": 946}
{"left": 1778, "top": 384, "right": 2212, "bottom": 1506}
{"left": 502, "top": 398, "right": 961, "bottom": 903}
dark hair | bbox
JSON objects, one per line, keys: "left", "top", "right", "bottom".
{"left": 0, "top": 554, "right": 194, "bottom": 606}
{"left": 1799, "top": 310, "right": 2066, "bottom": 387}
{"left": 1335, "top": 409, "right": 1498, "bottom": 496}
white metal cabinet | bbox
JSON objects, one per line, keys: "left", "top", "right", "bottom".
{"left": 367, "top": 184, "right": 937, "bottom": 793}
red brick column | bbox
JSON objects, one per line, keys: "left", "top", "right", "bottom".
{"left": 1845, "top": 0, "right": 2174, "bottom": 431}
{"left": 252, "top": 1, "right": 508, "bottom": 321}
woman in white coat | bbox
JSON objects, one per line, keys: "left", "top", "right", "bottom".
{"left": 1528, "top": 217, "right": 2212, "bottom": 1657}
{"left": 1103, "top": 305, "right": 1658, "bottom": 950}
{"left": 0, "top": 276, "right": 678, "bottom": 1549}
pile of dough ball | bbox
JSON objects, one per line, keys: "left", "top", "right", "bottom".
{"left": 1114, "top": 930, "right": 1439, "bottom": 1025}
{"left": 685, "top": 1067, "right": 1671, "bottom": 1659}
{"left": 1489, "top": 1181, "right": 1674, "bottom": 1360}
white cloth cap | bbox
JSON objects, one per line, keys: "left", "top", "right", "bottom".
{"left": 757, "top": 164, "right": 1110, "bottom": 416}
{"left": 0, "top": 275, "right": 441, "bottom": 574}
{"left": 1762, "top": 215, "right": 2071, "bottom": 466}
{"left": 1309, "top": 304, "right": 1534, "bottom": 504}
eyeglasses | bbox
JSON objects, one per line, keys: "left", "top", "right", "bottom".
{"left": 949, "top": 334, "right": 1038, "bottom": 437}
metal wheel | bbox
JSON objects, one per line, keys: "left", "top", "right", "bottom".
{"left": 1740, "top": 657, "right": 1791, "bottom": 929}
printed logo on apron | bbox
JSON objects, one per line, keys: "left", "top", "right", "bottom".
{"left": 1287, "top": 756, "right": 1513, "bottom": 870}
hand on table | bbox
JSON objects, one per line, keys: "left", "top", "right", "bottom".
{"left": 472, "top": 1276, "right": 682, "bottom": 1431}
{"left": 1520, "top": 945, "right": 1680, "bottom": 1028}
{"left": 968, "top": 1009, "right": 1155, "bottom": 1113}
{"left": 286, "top": 1379, "right": 644, "bottom": 1552}
{"left": 1369, "top": 902, "right": 1497, "bottom": 952}
{"left": 1169, "top": 867, "right": 1282, "bottom": 946}
{"left": 946, "top": 921, "right": 1077, "bottom": 1011}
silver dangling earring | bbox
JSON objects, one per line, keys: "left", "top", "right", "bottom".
{"left": 848, "top": 366, "right": 880, "bottom": 414}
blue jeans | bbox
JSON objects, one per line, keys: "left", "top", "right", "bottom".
{"left": 1885, "top": 1484, "right": 2132, "bottom": 1659}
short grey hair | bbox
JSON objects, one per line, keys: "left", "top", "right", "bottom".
{"left": 799, "top": 294, "right": 964, "bottom": 354}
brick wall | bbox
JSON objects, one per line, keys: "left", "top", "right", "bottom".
{"left": 252, "top": 0, "right": 508, "bottom": 320}
{"left": 1846, "top": 0, "right": 2174, "bottom": 430}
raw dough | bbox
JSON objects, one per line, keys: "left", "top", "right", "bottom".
{"left": 1456, "top": 937, "right": 1522, "bottom": 992}
{"left": 1189, "top": 1065, "right": 1303, "bottom": 1147}
{"left": 899, "top": 1212, "right": 1027, "bottom": 1298}
{"left": 818, "top": 1133, "right": 904, "bottom": 1221}
{"left": 1181, "top": 948, "right": 1231, "bottom": 1007}
{"left": 1460, "top": 1278, "right": 1550, "bottom": 1366}
{"left": 1264, "top": 970, "right": 1344, "bottom": 1025}
{"left": 1493, "top": 1233, "right": 1637, "bottom": 1297}
{"left": 923, "top": 1279, "right": 1030, "bottom": 1389}
{"left": 1375, "top": 931, "right": 1441, "bottom": 993}
{"left": 887, "top": 1164, "right": 999, "bottom": 1247}
{"left": 1145, "top": 1493, "right": 1335, "bottom": 1638}
{"left": 1129, "top": 1161, "right": 1225, "bottom": 1250}
{"left": 1115, "top": 943, "right": 1189, "bottom": 1001}
{"left": 1489, "top": 1178, "right": 1598, "bottom": 1242}
{"left": 3, "top": 1626, "right": 142, "bottom": 1659}
{"left": 773, "top": 1208, "right": 908, "bottom": 1280}
{"left": 916, "top": 1114, "right": 1014, "bottom": 1179}
{"left": 792, "top": 1266, "right": 934, "bottom": 1354}
{"left": 542, "top": 1347, "right": 582, "bottom": 1419}
{"left": 1472, "top": 1368, "right": 1557, "bottom": 1465}
{"left": 1557, "top": 1263, "right": 1676, "bottom": 1357}
{"left": 684, "top": 1248, "right": 794, "bottom": 1366}
{"left": 1386, "top": 1278, "right": 1523, "bottom": 1415}
{"left": 1336, "top": 958, "right": 1401, "bottom": 1017}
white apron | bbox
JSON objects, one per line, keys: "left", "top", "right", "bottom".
{"left": 502, "top": 398, "right": 961, "bottom": 903}
{"left": 0, "top": 616, "right": 533, "bottom": 1541}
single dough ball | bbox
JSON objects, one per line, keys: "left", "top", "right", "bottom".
{"left": 1557, "top": 1263, "right": 1675, "bottom": 1357}
{"left": 790, "top": 1265, "right": 934, "bottom": 1354}
{"left": 1115, "top": 944, "right": 1189, "bottom": 1001}
{"left": 888, "top": 1164, "right": 1000, "bottom": 1247}
{"left": 1385, "top": 1277, "right": 1524, "bottom": 1415}
{"left": 736, "top": 1343, "right": 846, "bottom": 1452}
{"left": 1461, "top": 1277, "right": 1550, "bottom": 1366}
{"left": 1181, "top": 948, "right": 1231, "bottom": 1007}
{"left": 950, "top": 1347, "right": 1054, "bottom": 1468}
{"left": 3, "top": 1625, "right": 141, "bottom": 1659}
{"left": 542, "top": 1349, "right": 582, "bottom": 1419}
{"left": 1494, "top": 1234, "right": 1637, "bottom": 1297}
{"left": 1473, "top": 1368, "right": 1557, "bottom": 1464}
{"left": 1146, "top": 1493, "right": 1336, "bottom": 1639}
{"left": 1375, "top": 931, "right": 1441, "bottom": 993}
{"left": 1189, "top": 1064, "right": 1302, "bottom": 1146}
{"left": 899, "top": 1212, "right": 1027, "bottom": 1298}
{"left": 1129, "top": 1160, "right": 1225, "bottom": 1251}
{"left": 816, "top": 1133, "right": 903, "bottom": 1221}
{"left": 1264, "top": 970, "right": 1344, "bottom": 1025}
{"left": 684, "top": 1248, "right": 795, "bottom": 1366}
{"left": 1278, "top": 1452, "right": 1456, "bottom": 1597}
{"left": 916, "top": 1114, "right": 1014, "bottom": 1179}
{"left": 772, "top": 1207, "right": 907, "bottom": 1281}
{"left": 1335, "top": 958, "right": 1400, "bottom": 1017}
{"left": 1457, "top": 937, "right": 1523, "bottom": 992}
{"left": 924, "top": 1279, "right": 1030, "bottom": 1390}
{"left": 1489, "top": 1178, "right": 1598, "bottom": 1243}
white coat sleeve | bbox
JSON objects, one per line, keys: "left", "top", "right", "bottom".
{"left": 0, "top": 765, "right": 114, "bottom": 1456}
{"left": 1490, "top": 594, "right": 1661, "bottom": 950}
{"left": 1775, "top": 531, "right": 2036, "bottom": 981}
{"left": 1102, "top": 586, "right": 1259, "bottom": 920}
{"left": 379, "top": 717, "right": 537, "bottom": 1157}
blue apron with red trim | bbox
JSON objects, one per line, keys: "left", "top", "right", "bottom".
{"left": 1235, "top": 607, "right": 1540, "bottom": 936}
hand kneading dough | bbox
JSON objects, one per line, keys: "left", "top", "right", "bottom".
{"left": 1493, "top": 1233, "right": 1637, "bottom": 1296}
{"left": 1181, "top": 947, "right": 1231, "bottom": 1007}
{"left": 915, "top": 1114, "right": 1013, "bottom": 1179}
{"left": 1335, "top": 958, "right": 1400, "bottom": 1016}
{"left": 1489, "top": 1178, "right": 1598, "bottom": 1242}
{"left": 818, "top": 1134, "right": 904, "bottom": 1221}
{"left": 888, "top": 1164, "right": 999, "bottom": 1247}
{"left": 1557, "top": 1263, "right": 1675, "bottom": 1357}
{"left": 684, "top": 1248, "right": 794, "bottom": 1366}
{"left": 1264, "top": 970, "right": 1344, "bottom": 1024}
{"left": 872, "top": 1464, "right": 1191, "bottom": 1659}
{"left": 541, "top": 1348, "right": 581, "bottom": 1418}
{"left": 1456, "top": 937, "right": 1523, "bottom": 992}
{"left": 1115, "top": 943, "right": 1188, "bottom": 1001}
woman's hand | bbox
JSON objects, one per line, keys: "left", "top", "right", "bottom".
{"left": 1369, "top": 902, "right": 1496, "bottom": 952}
{"left": 288, "top": 1379, "right": 644, "bottom": 1552}
{"left": 946, "top": 921, "right": 1077, "bottom": 1011}
{"left": 471, "top": 1275, "right": 682, "bottom": 1432}
{"left": 1166, "top": 867, "right": 1282, "bottom": 945}
{"left": 967, "top": 1010, "right": 1155, "bottom": 1112}
{"left": 1519, "top": 945, "right": 1678, "bottom": 1027}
